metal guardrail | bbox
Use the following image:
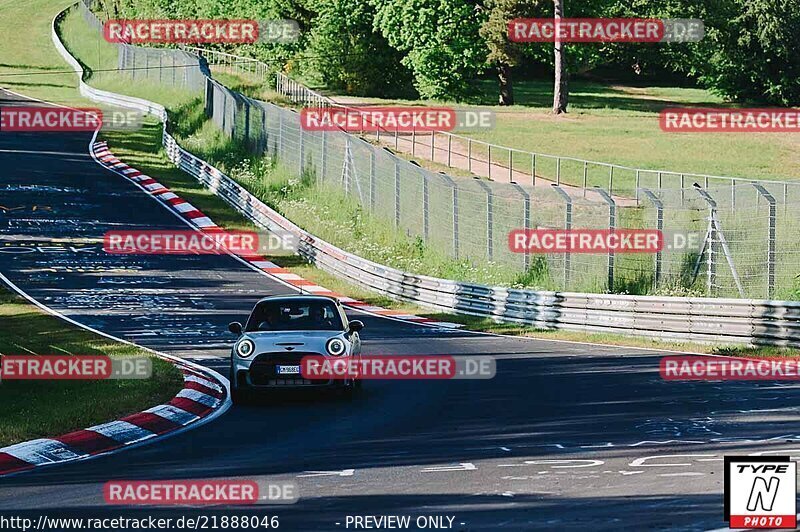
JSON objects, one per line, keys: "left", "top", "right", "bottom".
{"left": 52, "top": 4, "right": 800, "bottom": 347}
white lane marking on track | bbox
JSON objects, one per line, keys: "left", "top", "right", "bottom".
{"left": 421, "top": 463, "right": 476, "bottom": 472}
{"left": 297, "top": 469, "right": 354, "bottom": 478}
{"left": 629, "top": 454, "right": 717, "bottom": 467}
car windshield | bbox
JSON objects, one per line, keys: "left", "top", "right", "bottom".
{"left": 245, "top": 299, "right": 344, "bottom": 332}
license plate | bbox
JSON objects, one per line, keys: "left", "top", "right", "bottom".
{"left": 276, "top": 365, "right": 301, "bottom": 375}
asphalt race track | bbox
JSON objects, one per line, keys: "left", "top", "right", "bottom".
{"left": 2, "top": 91, "right": 800, "bottom": 530}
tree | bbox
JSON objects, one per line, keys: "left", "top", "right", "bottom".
{"left": 552, "top": 0, "right": 568, "bottom": 114}
{"left": 371, "top": 0, "right": 487, "bottom": 101}
{"left": 306, "top": 0, "right": 412, "bottom": 96}
{"left": 479, "top": 0, "right": 541, "bottom": 106}
{"left": 700, "top": 0, "right": 800, "bottom": 105}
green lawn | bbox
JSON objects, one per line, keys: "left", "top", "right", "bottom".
{"left": 319, "top": 79, "right": 800, "bottom": 189}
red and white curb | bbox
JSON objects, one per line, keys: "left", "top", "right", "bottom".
{"left": 91, "top": 141, "right": 462, "bottom": 329}
{"left": 0, "top": 362, "right": 226, "bottom": 477}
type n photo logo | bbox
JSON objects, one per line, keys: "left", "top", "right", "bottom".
{"left": 724, "top": 456, "right": 797, "bottom": 529}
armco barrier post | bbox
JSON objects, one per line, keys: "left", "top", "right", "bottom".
{"left": 595, "top": 187, "right": 616, "bottom": 291}
{"left": 553, "top": 184, "right": 572, "bottom": 288}
{"left": 474, "top": 179, "right": 494, "bottom": 261}
{"left": 439, "top": 172, "right": 459, "bottom": 259}
{"left": 510, "top": 182, "right": 531, "bottom": 272}
{"left": 753, "top": 183, "right": 776, "bottom": 299}
{"left": 641, "top": 188, "right": 663, "bottom": 289}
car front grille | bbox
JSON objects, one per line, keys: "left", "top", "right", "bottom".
{"left": 248, "top": 352, "right": 331, "bottom": 386}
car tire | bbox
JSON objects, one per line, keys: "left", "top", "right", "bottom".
{"left": 230, "top": 366, "right": 247, "bottom": 405}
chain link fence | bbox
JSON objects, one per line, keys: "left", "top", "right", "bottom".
{"left": 78, "top": 1, "right": 799, "bottom": 300}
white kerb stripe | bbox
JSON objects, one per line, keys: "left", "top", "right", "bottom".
{"left": 145, "top": 404, "right": 197, "bottom": 426}
{"left": 184, "top": 374, "right": 223, "bottom": 392}
{"left": 272, "top": 273, "right": 304, "bottom": 281}
{"left": 174, "top": 202, "right": 198, "bottom": 213}
{"left": 176, "top": 389, "right": 219, "bottom": 408}
{"left": 192, "top": 217, "right": 216, "bottom": 228}
{"left": 86, "top": 420, "right": 156, "bottom": 444}
{"left": 1, "top": 439, "right": 81, "bottom": 465}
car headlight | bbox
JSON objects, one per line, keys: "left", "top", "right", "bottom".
{"left": 326, "top": 338, "right": 346, "bottom": 356}
{"left": 236, "top": 339, "right": 255, "bottom": 358}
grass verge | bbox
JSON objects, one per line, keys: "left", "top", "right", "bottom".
{"left": 0, "top": 287, "right": 183, "bottom": 446}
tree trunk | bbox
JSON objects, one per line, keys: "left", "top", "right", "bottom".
{"left": 498, "top": 63, "right": 514, "bottom": 106}
{"left": 552, "top": 0, "right": 569, "bottom": 114}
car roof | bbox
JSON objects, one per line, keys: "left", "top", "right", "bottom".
{"left": 254, "top": 295, "right": 340, "bottom": 305}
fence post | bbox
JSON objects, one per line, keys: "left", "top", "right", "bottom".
{"left": 595, "top": 187, "right": 616, "bottom": 292}
{"left": 488, "top": 145, "right": 492, "bottom": 180}
{"left": 320, "top": 130, "right": 327, "bottom": 182}
{"left": 299, "top": 124, "right": 305, "bottom": 175}
{"left": 369, "top": 151, "right": 376, "bottom": 212}
{"left": 430, "top": 131, "right": 435, "bottom": 162}
{"left": 468, "top": 139, "right": 472, "bottom": 173}
{"left": 421, "top": 167, "right": 430, "bottom": 242}
{"left": 447, "top": 135, "right": 452, "bottom": 167}
{"left": 508, "top": 149, "right": 513, "bottom": 182}
{"left": 556, "top": 157, "right": 561, "bottom": 185}
{"left": 243, "top": 101, "right": 251, "bottom": 148}
{"left": 635, "top": 169, "right": 640, "bottom": 205}
{"left": 221, "top": 91, "right": 228, "bottom": 134}
{"left": 531, "top": 153, "right": 536, "bottom": 187}
{"left": 753, "top": 183, "right": 776, "bottom": 299}
{"left": 608, "top": 166, "right": 614, "bottom": 194}
{"left": 641, "top": 188, "right": 663, "bottom": 290}
{"left": 394, "top": 154, "right": 401, "bottom": 229}
{"left": 260, "top": 106, "right": 267, "bottom": 156}
{"left": 552, "top": 185, "right": 572, "bottom": 288}
{"left": 439, "top": 173, "right": 459, "bottom": 259}
{"left": 411, "top": 127, "right": 416, "bottom": 156}
{"left": 278, "top": 110, "right": 283, "bottom": 156}
{"left": 474, "top": 179, "right": 494, "bottom": 261}
{"left": 510, "top": 182, "right": 531, "bottom": 272}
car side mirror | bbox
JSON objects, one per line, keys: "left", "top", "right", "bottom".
{"left": 228, "top": 322, "right": 243, "bottom": 335}
{"left": 348, "top": 320, "right": 364, "bottom": 333}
